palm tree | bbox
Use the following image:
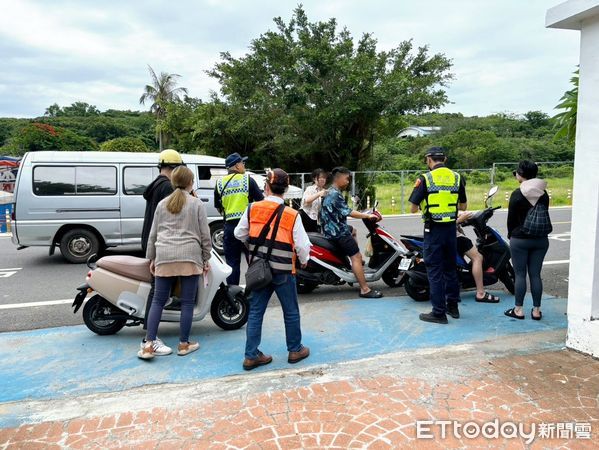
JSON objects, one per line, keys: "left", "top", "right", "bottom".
{"left": 553, "top": 69, "right": 579, "bottom": 144}
{"left": 139, "top": 65, "right": 188, "bottom": 150}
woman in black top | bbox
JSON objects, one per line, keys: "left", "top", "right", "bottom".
{"left": 505, "top": 160, "right": 551, "bottom": 321}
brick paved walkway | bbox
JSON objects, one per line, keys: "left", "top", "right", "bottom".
{"left": 1, "top": 348, "right": 597, "bottom": 449}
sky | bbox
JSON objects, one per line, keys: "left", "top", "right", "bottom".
{"left": 0, "top": 0, "right": 580, "bottom": 118}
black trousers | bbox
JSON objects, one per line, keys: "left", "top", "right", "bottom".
{"left": 423, "top": 222, "right": 461, "bottom": 316}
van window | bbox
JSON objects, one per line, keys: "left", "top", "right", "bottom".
{"left": 123, "top": 166, "right": 159, "bottom": 195}
{"left": 33, "top": 166, "right": 117, "bottom": 196}
{"left": 198, "top": 166, "right": 227, "bottom": 189}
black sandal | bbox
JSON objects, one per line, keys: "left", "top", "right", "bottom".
{"left": 476, "top": 291, "right": 500, "bottom": 303}
{"left": 504, "top": 307, "right": 525, "bottom": 319}
{"left": 359, "top": 289, "right": 383, "bottom": 299}
{"left": 531, "top": 308, "right": 542, "bottom": 321}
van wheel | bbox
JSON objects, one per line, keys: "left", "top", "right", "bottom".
{"left": 210, "top": 223, "right": 225, "bottom": 255}
{"left": 82, "top": 295, "right": 126, "bottom": 335}
{"left": 60, "top": 228, "right": 101, "bottom": 264}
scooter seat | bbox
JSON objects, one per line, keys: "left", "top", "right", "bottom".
{"left": 307, "top": 233, "right": 341, "bottom": 253}
{"left": 96, "top": 255, "right": 152, "bottom": 283}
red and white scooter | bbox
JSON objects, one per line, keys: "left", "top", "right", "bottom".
{"left": 296, "top": 201, "right": 412, "bottom": 293}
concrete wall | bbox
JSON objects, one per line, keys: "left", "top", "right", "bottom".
{"left": 547, "top": 1, "right": 599, "bottom": 357}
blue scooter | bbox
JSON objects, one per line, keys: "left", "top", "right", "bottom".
{"left": 396, "top": 186, "right": 515, "bottom": 301}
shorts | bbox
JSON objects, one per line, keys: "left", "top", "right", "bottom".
{"left": 331, "top": 233, "right": 360, "bottom": 257}
{"left": 457, "top": 235, "right": 474, "bottom": 257}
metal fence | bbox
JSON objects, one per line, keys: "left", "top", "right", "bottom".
{"left": 289, "top": 161, "right": 574, "bottom": 214}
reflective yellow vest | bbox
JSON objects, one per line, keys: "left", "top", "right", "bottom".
{"left": 419, "top": 167, "right": 460, "bottom": 223}
{"left": 217, "top": 173, "right": 250, "bottom": 221}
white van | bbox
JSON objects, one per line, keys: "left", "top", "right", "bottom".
{"left": 11, "top": 151, "right": 303, "bottom": 263}
{"left": 11, "top": 151, "right": 231, "bottom": 263}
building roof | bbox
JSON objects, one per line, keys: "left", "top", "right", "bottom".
{"left": 546, "top": 0, "right": 599, "bottom": 30}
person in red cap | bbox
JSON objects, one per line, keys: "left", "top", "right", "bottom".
{"left": 234, "top": 168, "right": 311, "bottom": 370}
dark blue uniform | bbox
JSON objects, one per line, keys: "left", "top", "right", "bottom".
{"left": 409, "top": 164, "right": 467, "bottom": 318}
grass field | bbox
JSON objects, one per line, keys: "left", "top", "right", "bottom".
{"left": 374, "top": 177, "right": 573, "bottom": 215}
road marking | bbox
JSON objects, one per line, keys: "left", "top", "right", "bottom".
{"left": 0, "top": 299, "right": 73, "bottom": 310}
{"left": 543, "top": 260, "right": 570, "bottom": 266}
{"left": 0, "top": 268, "right": 21, "bottom": 278}
{"left": 552, "top": 221, "right": 571, "bottom": 224}
{"left": 549, "top": 232, "right": 571, "bottom": 242}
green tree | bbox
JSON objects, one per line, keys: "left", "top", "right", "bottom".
{"left": 139, "top": 65, "right": 188, "bottom": 150}
{"left": 100, "top": 136, "right": 149, "bottom": 152}
{"left": 44, "top": 103, "right": 62, "bottom": 117}
{"left": 553, "top": 69, "right": 579, "bottom": 144}
{"left": 202, "top": 6, "right": 453, "bottom": 171}
{"left": 524, "top": 110, "right": 550, "bottom": 128}
{"left": 62, "top": 102, "right": 100, "bottom": 117}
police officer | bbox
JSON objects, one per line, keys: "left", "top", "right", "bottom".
{"left": 214, "top": 152, "right": 264, "bottom": 285}
{"left": 408, "top": 147, "right": 467, "bottom": 324}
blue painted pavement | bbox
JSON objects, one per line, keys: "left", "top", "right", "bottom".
{"left": 0, "top": 291, "right": 566, "bottom": 426}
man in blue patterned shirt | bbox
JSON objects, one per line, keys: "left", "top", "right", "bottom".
{"left": 320, "top": 167, "right": 383, "bottom": 298}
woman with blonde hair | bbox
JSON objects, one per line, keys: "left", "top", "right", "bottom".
{"left": 139, "top": 165, "right": 212, "bottom": 359}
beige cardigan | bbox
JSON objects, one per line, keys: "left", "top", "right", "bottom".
{"left": 146, "top": 192, "right": 212, "bottom": 269}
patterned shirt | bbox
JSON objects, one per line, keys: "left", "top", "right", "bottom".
{"left": 320, "top": 186, "right": 352, "bottom": 239}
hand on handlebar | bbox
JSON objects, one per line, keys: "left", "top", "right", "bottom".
{"left": 457, "top": 211, "right": 473, "bottom": 224}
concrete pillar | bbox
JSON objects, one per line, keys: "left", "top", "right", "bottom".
{"left": 547, "top": 1, "right": 599, "bottom": 357}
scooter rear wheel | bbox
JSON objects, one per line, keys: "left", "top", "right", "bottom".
{"left": 82, "top": 295, "right": 127, "bottom": 335}
{"left": 404, "top": 277, "right": 430, "bottom": 302}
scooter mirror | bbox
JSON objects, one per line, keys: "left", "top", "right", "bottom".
{"left": 352, "top": 195, "right": 361, "bottom": 207}
{"left": 373, "top": 200, "right": 379, "bottom": 210}
{"left": 485, "top": 185, "right": 499, "bottom": 207}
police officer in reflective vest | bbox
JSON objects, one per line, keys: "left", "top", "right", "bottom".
{"left": 409, "top": 147, "right": 467, "bottom": 324}
{"left": 215, "top": 152, "right": 264, "bottom": 285}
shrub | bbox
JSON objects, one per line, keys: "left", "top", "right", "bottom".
{"left": 100, "top": 137, "right": 149, "bottom": 152}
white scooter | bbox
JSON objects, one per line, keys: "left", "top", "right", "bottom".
{"left": 72, "top": 250, "right": 248, "bottom": 335}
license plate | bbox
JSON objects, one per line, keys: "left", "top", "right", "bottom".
{"left": 398, "top": 258, "right": 412, "bottom": 271}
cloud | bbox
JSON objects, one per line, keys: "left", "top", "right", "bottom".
{"left": 0, "top": 0, "right": 581, "bottom": 117}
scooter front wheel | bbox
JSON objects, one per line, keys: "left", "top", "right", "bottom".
{"left": 297, "top": 279, "right": 318, "bottom": 294}
{"left": 82, "top": 295, "right": 127, "bottom": 335}
{"left": 210, "top": 288, "right": 249, "bottom": 330}
{"left": 498, "top": 263, "right": 516, "bottom": 295}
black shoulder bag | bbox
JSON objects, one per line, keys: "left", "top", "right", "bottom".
{"left": 245, "top": 204, "right": 285, "bottom": 293}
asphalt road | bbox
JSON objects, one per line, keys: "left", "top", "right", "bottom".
{"left": 0, "top": 208, "right": 571, "bottom": 332}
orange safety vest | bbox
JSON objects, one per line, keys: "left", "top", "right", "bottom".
{"left": 248, "top": 200, "right": 298, "bottom": 274}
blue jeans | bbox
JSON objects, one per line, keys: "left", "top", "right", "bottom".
{"left": 245, "top": 273, "right": 303, "bottom": 359}
{"left": 423, "top": 222, "right": 461, "bottom": 317}
{"left": 224, "top": 221, "right": 248, "bottom": 285}
{"left": 145, "top": 275, "right": 199, "bottom": 343}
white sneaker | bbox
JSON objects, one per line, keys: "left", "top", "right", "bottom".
{"left": 140, "top": 337, "right": 172, "bottom": 356}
